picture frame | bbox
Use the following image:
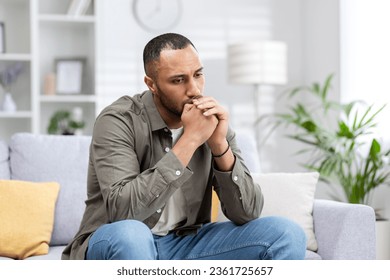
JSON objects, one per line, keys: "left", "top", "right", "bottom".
{"left": 55, "top": 58, "right": 86, "bottom": 94}
{"left": 0, "top": 22, "right": 5, "bottom": 53}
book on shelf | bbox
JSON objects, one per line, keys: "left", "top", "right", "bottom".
{"left": 67, "top": 0, "right": 92, "bottom": 16}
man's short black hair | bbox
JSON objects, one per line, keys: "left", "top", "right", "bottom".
{"left": 143, "top": 33, "right": 196, "bottom": 77}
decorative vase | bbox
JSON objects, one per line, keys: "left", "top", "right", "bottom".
{"left": 1, "top": 92, "right": 17, "bottom": 112}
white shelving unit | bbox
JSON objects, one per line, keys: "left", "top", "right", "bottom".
{"left": 0, "top": 0, "right": 97, "bottom": 141}
{"left": 0, "top": 111, "right": 33, "bottom": 118}
{"left": 36, "top": 0, "right": 96, "bottom": 136}
{"left": 0, "top": 0, "right": 32, "bottom": 141}
{"left": 40, "top": 94, "right": 96, "bottom": 103}
{"left": 0, "top": 53, "right": 32, "bottom": 61}
{"left": 39, "top": 14, "right": 95, "bottom": 23}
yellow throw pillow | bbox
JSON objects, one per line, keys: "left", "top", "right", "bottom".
{"left": 211, "top": 190, "right": 219, "bottom": 222}
{"left": 0, "top": 180, "right": 60, "bottom": 259}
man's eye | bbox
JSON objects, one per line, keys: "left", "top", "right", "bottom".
{"left": 195, "top": 72, "right": 203, "bottom": 78}
{"left": 172, "top": 78, "right": 184, "bottom": 84}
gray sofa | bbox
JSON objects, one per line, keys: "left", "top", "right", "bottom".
{"left": 0, "top": 132, "right": 376, "bottom": 260}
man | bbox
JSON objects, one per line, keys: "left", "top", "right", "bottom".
{"left": 62, "top": 33, "right": 306, "bottom": 260}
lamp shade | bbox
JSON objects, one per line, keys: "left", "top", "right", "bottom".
{"left": 228, "top": 41, "right": 287, "bottom": 85}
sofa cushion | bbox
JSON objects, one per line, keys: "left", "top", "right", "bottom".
{"left": 216, "top": 172, "right": 319, "bottom": 252}
{"left": 252, "top": 172, "right": 319, "bottom": 251}
{"left": 9, "top": 133, "right": 91, "bottom": 246}
{"left": 305, "top": 249, "right": 322, "bottom": 260}
{"left": 234, "top": 131, "right": 261, "bottom": 173}
{"left": 23, "top": 246, "right": 66, "bottom": 260}
{"left": 0, "top": 140, "right": 10, "bottom": 179}
{"left": 0, "top": 180, "right": 60, "bottom": 259}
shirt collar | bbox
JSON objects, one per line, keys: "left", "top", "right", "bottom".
{"left": 141, "top": 90, "right": 168, "bottom": 131}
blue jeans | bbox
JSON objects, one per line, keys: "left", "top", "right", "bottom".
{"left": 86, "top": 217, "right": 307, "bottom": 260}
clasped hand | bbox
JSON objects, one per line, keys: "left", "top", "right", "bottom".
{"left": 181, "top": 96, "right": 229, "bottom": 149}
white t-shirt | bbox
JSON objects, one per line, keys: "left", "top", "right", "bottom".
{"left": 151, "top": 127, "right": 187, "bottom": 236}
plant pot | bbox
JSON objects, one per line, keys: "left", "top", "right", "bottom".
{"left": 376, "top": 220, "right": 390, "bottom": 259}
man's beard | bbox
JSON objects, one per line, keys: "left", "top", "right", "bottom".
{"left": 156, "top": 85, "right": 190, "bottom": 117}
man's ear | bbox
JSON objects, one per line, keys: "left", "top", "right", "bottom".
{"left": 144, "top": 76, "right": 157, "bottom": 93}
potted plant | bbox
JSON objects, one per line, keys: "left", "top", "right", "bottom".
{"left": 47, "top": 108, "right": 85, "bottom": 135}
{"left": 259, "top": 74, "right": 390, "bottom": 219}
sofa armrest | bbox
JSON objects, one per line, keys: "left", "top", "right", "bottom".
{"left": 313, "top": 199, "right": 376, "bottom": 259}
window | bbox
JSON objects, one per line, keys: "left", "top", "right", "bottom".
{"left": 340, "top": 0, "right": 390, "bottom": 139}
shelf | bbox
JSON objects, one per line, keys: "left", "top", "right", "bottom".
{"left": 0, "top": 53, "right": 32, "bottom": 61}
{"left": 40, "top": 95, "right": 96, "bottom": 103}
{"left": 0, "top": 111, "right": 32, "bottom": 118}
{"left": 39, "top": 14, "right": 95, "bottom": 23}
{"left": 0, "top": 0, "right": 97, "bottom": 141}
{"left": 0, "top": 0, "right": 27, "bottom": 4}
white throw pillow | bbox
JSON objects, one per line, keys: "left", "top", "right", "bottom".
{"left": 252, "top": 172, "right": 319, "bottom": 251}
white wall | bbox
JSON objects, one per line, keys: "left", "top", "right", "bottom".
{"left": 302, "top": 0, "right": 340, "bottom": 88}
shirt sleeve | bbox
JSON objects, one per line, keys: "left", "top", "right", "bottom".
{"left": 90, "top": 111, "right": 192, "bottom": 223}
{"left": 212, "top": 128, "right": 264, "bottom": 225}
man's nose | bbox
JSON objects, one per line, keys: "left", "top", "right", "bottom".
{"left": 186, "top": 78, "right": 201, "bottom": 97}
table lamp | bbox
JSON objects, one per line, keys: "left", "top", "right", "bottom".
{"left": 228, "top": 41, "right": 287, "bottom": 118}
{"left": 228, "top": 40, "right": 288, "bottom": 142}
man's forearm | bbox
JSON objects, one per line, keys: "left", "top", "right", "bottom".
{"left": 209, "top": 139, "right": 235, "bottom": 172}
{"left": 171, "top": 133, "right": 199, "bottom": 167}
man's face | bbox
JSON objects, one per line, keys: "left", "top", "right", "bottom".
{"left": 149, "top": 45, "right": 205, "bottom": 119}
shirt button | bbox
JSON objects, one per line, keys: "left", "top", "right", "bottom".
{"left": 156, "top": 194, "right": 159, "bottom": 198}
{"left": 156, "top": 209, "right": 162, "bottom": 213}
{"left": 164, "top": 128, "right": 169, "bottom": 133}
{"left": 175, "top": 170, "right": 181, "bottom": 176}
{"left": 233, "top": 175, "right": 238, "bottom": 181}
{"left": 165, "top": 147, "right": 170, "bottom": 152}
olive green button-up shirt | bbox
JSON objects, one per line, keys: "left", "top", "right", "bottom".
{"left": 62, "top": 90, "right": 263, "bottom": 260}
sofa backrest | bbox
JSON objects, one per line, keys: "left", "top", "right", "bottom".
{"left": 0, "top": 139, "right": 10, "bottom": 179}
{"left": 9, "top": 133, "right": 91, "bottom": 246}
{"left": 234, "top": 130, "right": 261, "bottom": 173}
